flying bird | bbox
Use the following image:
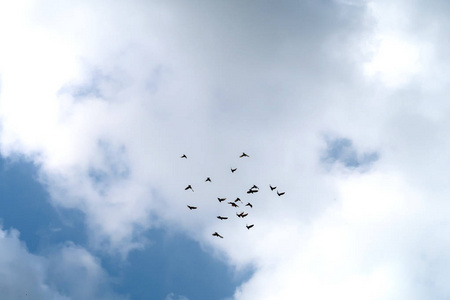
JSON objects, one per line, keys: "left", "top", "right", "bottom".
{"left": 245, "top": 202, "right": 253, "bottom": 208}
{"left": 218, "top": 197, "right": 226, "bottom": 202}
{"left": 187, "top": 205, "right": 197, "bottom": 210}
{"left": 277, "top": 191, "right": 285, "bottom": 196}
{"left": 247, "top": 189, "right": 258, "bottom": 194}
{"left": 205, "top": 177, "right": 211, "bottom": 182}
{"left": 181, "top": 154, "right": 187, "bottom": 159}
{"left": 241, "top": 213, "right": 248, "bottom": 218}
{"left": 217, "top": 216, "right": 228, "bottom": 220}
{"left": 234, "top": 198, "right": 242, "bottom": 203}
{"left": 251, "top": 185, "right": 259, "bottom": 190}
{"left": 246, "top": 224, "right": 254, "bottom": 230}
{"left": 240, "top": 152, "right": 250, "bottom": 158}
{"left": 231, "top": 168, "right": 237, "bottom": 173}
{"left": 212, "top": 232, "right": 223, "bottom": 238}
{"left": 185, "top": 185, "right": 194, "bottom": 192}
{"left": 236, "top": 212, "right": 245, "bottom": 218}
{"left": 228, "top": 202, "right": 239, "bottom": 207}
{"left": 270, "top": 185, "right": 276, "bottom": 191}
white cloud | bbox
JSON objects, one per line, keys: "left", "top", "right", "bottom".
{"left": 165, "top": 293, "right": 189, "bottom": 300}
{"left": 0, "top": 226, "right": 126, "bottom": 300}
{"left": 2, "top": 0, "right": 450, "bottom": 299}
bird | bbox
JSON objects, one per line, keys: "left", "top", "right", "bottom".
{"left": 247, "top": 189, "right": 258, "bottom": 194}
{"left": 218, "top": 197, "right": 226, "bottom": 202}
{"left": 240, "top": 152, "right": 250, "bottom": 158}
{"left": 251, "top": 185, "right": 259, "bottom": 190}
{"left": 228, "top": 202, "right": 239, "bottom": 207}
{"left": 245, "top": 202, "right": 253, "bottom": 208}
{"left": 187, "top": 205, "right": 197, "bottom": 210}
{"left": 213, "top": 232, "right": 223, "bottom": 238}
{"left": 205, "top": 177, "right": 211, "bottom": 182}
{"left": 181, "top": 154, "right": 187, "bottom": 159}
{"left": 236, "top": 212, "right": 245, "bottom": 218}
{"left": 277, "top": 191, "right": 285, "bottom": 196}
{"left": 185, "top": 185, "right": 194, "bottom": 192}
{"left": 217, "top": 216, "right": 228, "bottom": 220}
{"left": 231, "top": 168, "right": 237, "bottom": 173}
{"left": 234, "top": 198, "right": 242, "bottom": 203}
{"left": 270, "top": 185, "right": 276, "bottom": 191}
{"left": 246, "top": 224, "right": 254, "bottom": 230}
{"left": 242, "top": 213, "right": 248, "bottom": 218}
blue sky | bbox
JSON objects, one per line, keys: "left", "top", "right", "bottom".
{"left": 0, "top": 156, "right": 87, "bottom": 252}
{"left": 0, "top": 155, "right": 250, "bottom": 299}
{"left": 2, "top": 0, "right": 450, "bottom": 299}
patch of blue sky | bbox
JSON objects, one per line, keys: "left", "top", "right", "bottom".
{"left": 0, "top": 154, "right": 250, "bottom": 299}
{"left": 0, "top": 155, "right": 88, "bottom": 253}
{"left": 322, "top": 137, "right": 379, "bottom": 170}
{"left": 103, "top": 227, "right": 254, "bottom": 300}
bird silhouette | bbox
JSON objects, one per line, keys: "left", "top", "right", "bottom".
{"left": 217, "top": 216, "right": 228, "bottom": 220}
{"left": 218, "top": 197, "right": 226, "bottom": 202}
{"left": 228, "top": 202, "right": 239, "bottom": 207}
{"left": 187, "top": 205, "right": 197, "bottom": 210}
{"left": 270, "top": 185, "right": 276, "bottom": 191}
{"left": 181, "top": 154, "right": 187, "bottom": 159}
{"left": 234, "top": 198, "right": 242, "bottom": 203}
{"left": 242, "top": 213, "right": 248, "bottom": 218}
{"left": 236, "top": 212, "right": 245, "bottom": 218}
{"left": 277, "top": 191, "right": 285, "bottom": 196}
{"left": 205, "top": 177, "right": 211, "bottom": 182}
{"left": 246, "top": 224, "right": 254, "bottom": 230}
{"left": 240, "top": 152, "right": 250, "bottom": 158}
{"left": 231, "top": 168, "right": 237, "bottom": 173}
{"left": 247, "top": 189, "right": 258, "bottom": 194}
{"left": 212, "top": 232, "right": 223, "bottom": 238}
{"left": 185, "top": 185, "right": 194, "bottom": 192}
{"left": 245, "top": 202, "right": 253, "bottom": 208}
{"left": 251, "top": 185, "right": 259, "bottom": 190}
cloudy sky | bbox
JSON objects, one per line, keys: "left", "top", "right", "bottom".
{"left": 1, "top": 0, "right": 450, "bottom": 299}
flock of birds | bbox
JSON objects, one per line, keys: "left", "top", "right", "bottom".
{"left": 181, "top": 152, "right": 285, "bottom": 239}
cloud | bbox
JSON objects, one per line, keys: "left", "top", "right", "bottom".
{"left": 0, "top": 226, "right": 126, "bottom": 300}
{"left": 165, "top": 293, "right": 189, "bottom": 300}
{"left": 1, "top": 0, "right": 450, "bottom": 299}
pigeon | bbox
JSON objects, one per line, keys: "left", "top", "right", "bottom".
{"left": 181, "top": 154, "right": 187, "bottom": 159}
{"left": 241, "top": 213, "right": 248, "bottom": 218}
{"left": 187, "top": 205, "right": 197, "bottom": 210}
{"left": 251, "top": 185, "right": 259, "bottom": 190}
{"left": 185, "top": 185, "right": 194, "bottom": 192}
{"left": 236, "top": 212, "right": 245, "bottom": 218}
{"left": 218, "top": 197, "right": 226, "bottom": 202}
{"left": 217, "top": 216, "right": 228, "bottom": 220}
{"left": 228, "top": 202, "right": 239, "bottom": 207}
{"left": 247, "top": 189, "right": 258, "bottom": 194}
{"left": 246, "top": 224, "right": 254, "bottom": 230}
{"left": 234, "top": 198, "right": 242, "bottom": 203}
{"left": 277, "top": 191, "right": 285, "bottom": 196}
{"left": 245, "top": 202, "right": 253, "bottom": 208}
{"left": 270, "top": 185, "right": 276, "bottom": 191}
{"left": 212, "top": 232, "right": 223, "bottom": 238}
{"left": 231, "top": 168, "right": 237, "bottom": 173}
{"left": 240, "top": 152, "right": 250, "bottom": 158}
{"left": 205, "top": 177, "right": 211, "bottom": 182}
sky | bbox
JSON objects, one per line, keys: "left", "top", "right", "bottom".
{"left": 1, "top": 0, "right": 450, "bottom": 299}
